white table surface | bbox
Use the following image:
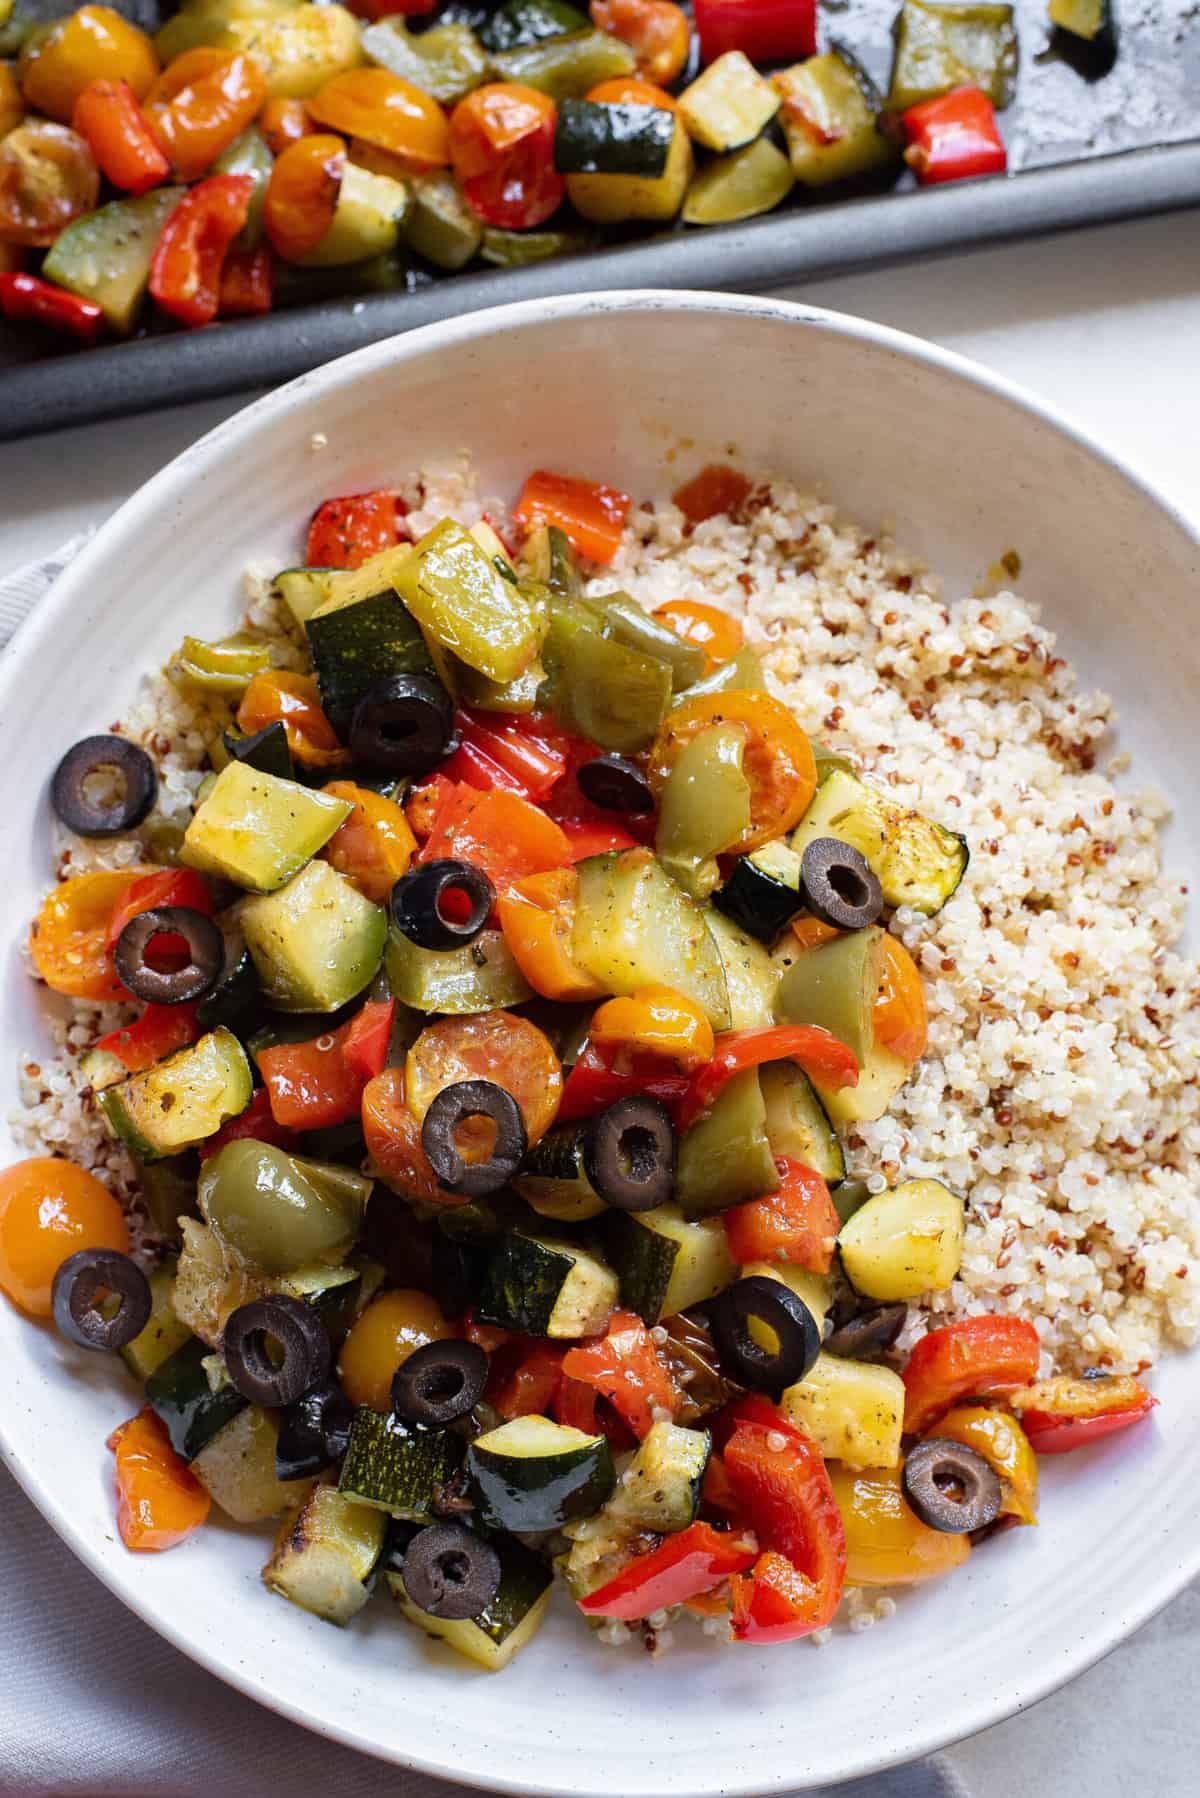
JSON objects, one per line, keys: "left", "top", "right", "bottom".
{"left": 2, "top": 208, "right": 1198, "bottom": 1797}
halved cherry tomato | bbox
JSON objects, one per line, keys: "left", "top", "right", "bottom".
{"left": 558, "top": 817, "right": 642, "bottom": 859}
{"left": 309, "top": 69, "right": 449, "bottom": 167}
{"left": 219, "top": 243, "right": 273, "bottom": 317}
{"left": 585, "top": 75, "right": 677, "bottom": 108}
{"left": 672, "top": 463, "right": 756, "bottom": 527}
{"left": 236, "top": 670, "right": 349, "bottom": 769}
{"left": 148, "top": 172, "right": 255, "bottom": 327}
{"left": 579, "top": 1520, "right": 758, "bottom": 1619}
{"left": 1011, "top": 1373, "right": 1156, "bottom": 1455}
{"left": 306, "top": 489, "right": 407, "bottom": 569}
{"left": 0, "top": 120, "right": 99, "bottom": 246}
{"left": 106, "top": 867, "right": 214, "bottom": 953}
{"left": 677, "top": 1024, "right": 859, "bottom": 1133}
{"left": 0, "top": 1156, "right": 128, "bottom": 1317}
{"left": 405, "top": 1011, "right": 562, "bottom": 1149}
{"left": 144, "top": 50, "right": 266, "bottom": 183}
{"left": 449, "top": 84, "right": 563, "bottom": 228}
{"left": 873, "top": 933, "right": 928, "bottom": 1064}
{"left": 557, "top": 1040, "right": 690, "bottom": 1124}
{"left": 561, "top": 1309, "right": 677, "bottom": 1439}
{"left": 320, "top": 780, "right": 416, "bottom": 903}
{"left": 198, "top": 1086, "right": 298, "bottom": 1163}
{"left": 30, "top": 868, "right": 151, "bottom": 1000}
{"left": 652, "top": 598, "right": 743, "bottom": 673}
{"left": 339, "top": 1287, "right": 453, "bottom": 1411}
{"left": 650, "top": 691, "right": 816, "bottom": 853}
{"left": 491, "top": 1339, "right": 564, "bottom": 1419}
{"left": 590, "top": 0, "right": 690, "bottom": 84}
{"left": 19, "top": 5, "right": 159, "bottom": 122}
{"left": 589, "top": 984, "right": 714, "bottom": 1072}
{"left": 108, "top": 1408, "right": 210, "bottom": 1551}
{"left": 497, "top": 867, "right": 606, "bottom": 1002}
{"left": 260, "top": 1002, "right": 394, "bottom": 1131}
{"left": 361, "top": 1066, "right": 467, "bottom": 1208}
{"left": 724, "top": 1414, "right": 846, "bottom": 1640}
{"left": 903, "top": 1315, "right": 1041, "bottom": 1436}
{"left": 93, "top": 1002, "right": 201, "bottom": 1074}
{"left": 264, "top": 131, "right": 344, "bottom": 261}
{"left": 72, "top": 77, "right": 170, "bottom": 194}
{"left": 723, "top": 1156, "right": 841, "bottom": 1273}
{"left": 791, "top": 914, "right": 841, "bottom": 952}
{"left": 259, "top": 95, "right": 312, "bottom": 155}
{"left": 512, "top": 467, "right": 631, "bottom": 567}
{"left": 416, "top": 783, "right": 571, "bottom": 893}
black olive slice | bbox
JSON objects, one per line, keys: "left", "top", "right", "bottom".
{"left": 113, "top": 905, "right": 224, "bottom": 1005}
{"left": 823, "top": 1303, "right": 908, "bottom": 1361}
{"left": 51, "top": 1248, "right": 152, "bottom": 1352}
{"left": 223, "top": 1295, "right": 331, "bottom": 1407}
{"left": 421, "top": 1079, "right": 527, "bottom": 1197}
{"left": 707, "top": 1275, "right": 821, "bottom": 1396}
{"left": 402, "top": 1521, "right": 501, "bottom": 1620}
{"left": 576, "top": 754, "right": 655, "bottom": 814}
{"left": 798, "top": 837, "right": 884, "bottom": 931}
{"left": 392, "top": 1339, "right": 489, "bottom": 1427}
{"left": 902, "top": 1438, "right": 1003, "bottom": 1534}
{"left": 584, "top": 1095, "right": 676, "bottom": 1212}
{"left": 390, "top": 859, "right": 494, "bottom": 951}
{"left": 51, "top": 735, "right": 158, "bottom": 838}
{"left": 275, "top": 1378, "right": 354, "bottom": 1482}
{"left": 349, "top": 674, "right": 455, "bottom": 774}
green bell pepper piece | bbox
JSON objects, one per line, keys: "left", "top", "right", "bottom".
{"left": 539, "top": 604, "right": 672, "bottom": 754}
{"left": 602, "top": 593, "right": 707, "bottom": 690}
{"left": 41, "top": 188, "right": 185, "bottom": 334}
{"left": 394, "top": 519, "right": 547, "bottom": 685}
{"left": 656, "top": 724, "right": 752, "bottom": 900}
{"left": 888, "top": 0, "right": 1019, "bottom": 111}
{"left": 490, "top": 28, "right": 635, "bottom": 99}
{"left": 675, "top": 1068, "right": 780, "bottom": 1217}
{"left": 774, "top": 924, "right": 887, "bottom": 1066}
{"left": 670, "top": 644, "right": 767, "bottom": 706}
{"left": 776, "top": 48, "right": 901, "bottom": 188}
{"left": 401, "top": 171, "right": 483, "bottom": 270}
{"left": 521, "top": 525, "right": 581, "bottom": 599}
{"left": 171, "top": 633, "right": 273, "bottom": 694}
{"left": 214, "top": 127, "right": 272, "bottom": 251}
{"left": 480, "top": 226, "right": 592, "bottom": 267}
{"left": 361, "top": 18, "right": 489, "bottom": 103}
{"left": 385, "top": 927, "right": 534, "bottom": 1013}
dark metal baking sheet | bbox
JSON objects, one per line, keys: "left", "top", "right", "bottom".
{"left": 3, "top": 0, "right": 1199, "bottom": 441}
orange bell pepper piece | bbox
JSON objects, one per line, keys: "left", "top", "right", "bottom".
{"left": 72, "top": 77, "right": 170, "bottom": 193}
{"left": 108, "top": 1409, "right": 210, "bottom": 1551}
{"left": 497, "top": 867, "right": 605, "bottom": 1002}
{"left": 589, "top": 983, "right": 714, "bottom": 1071}
{"left": 513, "top": 468, "right": 632, "bottom": 567}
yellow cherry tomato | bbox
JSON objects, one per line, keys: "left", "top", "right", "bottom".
{"left": 828, "top": 1463, "right": 971, "bottom": 1587}
{"left": 20, "top": 5, "right": 159, "bottom": 123}
{"left": 0, "top": 1156, "right": 129, "bottom": 1317}
{"left": 29, "top": 868, "right": 149, "bottom": 1000}
{"left": 496, "top": 867, "right": 605, "bottom": 1003}
{"left": 320, "top": 779, "right": 416, "bottom": 904}
{"left": 308, "top": 69, "right": 449, "bottom": 168}
{"left": 652, "top": 598, "right": 743, "bottom": 673}
{"left": 873, "top": 933, "right": 928, "bottom": 1065}
{"left": 338, "top": 1287, "right": 453, "bottom": 1411}
{"left": 405, "top": 1010, "right": 563, "bottom": 1152}
{"left": 589, "top": 983, "right": 715, "bottom": 1071}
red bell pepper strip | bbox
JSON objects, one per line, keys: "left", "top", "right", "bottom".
{"left": 219, "top": 244, "right": 273, "bottom": 317}
{"left": 561, "top": 1309, "right": 678, "bottom": 1440}
{"left": 578, "top": 1521, "right": 759, "bottom": 1620}
{"left": 105, "top": 868, "right": 215, "bottom": 984}
{"left": 415, "top": 783, "right": 572, "bottom": 894}
{"left": 437, "top": 738, "right": 528, "bottom": 797}
{"left": 93, "top": 1003, "right": 202, "bottom": 1074}
{"left": 149, "top": 174, "right": 256, "bottom": 329}
{"left": 902, "top": 1315, "right": 1041, "bottom": 1436}
{"left": 558, "top": 817, "right": 641, "bottom": 860}
{"left": 557, "top": 1041, "right": 691, "bottom": 1126}
{"left": 723, "top": 1156, "right": 842, "bottom": 1275}
{"left": 490, "top": 1340, "right": 565, "bottom": 1419}
{"left": 340, "top": 999, "right": 395, "bottom": 1084}
{"left": 0, "top": 272, "right": 103, "bottom": 344}
{"left": 677, "top": 1025, "right": 859, "bottom": 1133}
{"left": 513, "top": 469, "right": 632, "bottom": 566}
{"left": 72, "top": 78, "right": 171, "bottom": 195}
{"left": 1022, "top": 1393, "right": 1156, "bottom": 1455}
{"left": 553, "top": 1374, "right": 600, "bottom": 1433}
{"left": 1012, "top": 1373, "right": 1156, "bottom": 1455}
{"left": 692, "top": 0, "right": 817, "bottom": 67}
{"left": 723, "top": 1415, "right": 846, "bottom": 1641}
{"left": 258, "top": 1013, "right": 376, "bottom": 1131}
{"left": 453, "top": 709, "right": 568, "bottom": 801}
{"left": 198, "top": 1087, "right": 298, "bottom": 1162}
{"left": 902, "top": 85, "right": 1007, "bottom": 187}
{"left": 306, "top": 490, "right": 408, "bottom": 570}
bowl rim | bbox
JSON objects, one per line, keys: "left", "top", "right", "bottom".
{"left": 2, "top": 286, "right": 1198, "bottom": 1793}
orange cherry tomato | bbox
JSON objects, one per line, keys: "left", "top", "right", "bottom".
{"left": 585, "top": 75, "right": 677, "bottom": 108}
{"left": 652, "top": 599, "right": 743, "bottom": 673}
{"left": 589, "top": 984, "right": 714, "bottom": 1071}
{"left": 320, "top": 779, "right": 416, "bottom": 903}
{"left": 263, "top": 130, "right": 344, "bottom": 260}
{"left": 144, "top": 50, "right": 266, "bottom": 182}
{"left": 873, "top": 933, "right": 928, "bottom": 1064}
{"left": 19, "top": 5, "right": 159, "bottom": 123}
{"left": 361, "top": 1066, "right": 466, "bottom": 1208}
{"left": 405, "top": 1010, "right": 563, "bottom": 1149}
{"left": 308, "top": 69, "right": 449, "bottom": 167}
{"left": 0, "top": 63, "right": 24, "bottom": 139}
{"left": 107, "top": 1409, "right": 210, "bottom": 1551}
{"left": 0, "top": 1157, "right": 128, "bottom": 1317}
{"left": 649, "top": 691, "right": 817, "bottom": 853}
{"left": 236, "top": 670, "right": 349, "bottom": 769}
{"left": 29, "top": 868, "right": 150, "bottom": 1000}
{"left": 590, "top": 0, "right": 690, "bottom": 83}
{"left": 0, "top": 120, "right": 99, "bottom": 246}
{"left": 259, "top": 94, "right": 312, "bottom": 155}
{"left": 790, "top": 914, "right": 841, "bottom": 953}
{"left": 496, "top": 867, "right": 604, "bottom": 1003}
{"left": 449, "top": 82, "right": 555, "bottom": 176}
{"left": 338, "top": 1288, "right": 453, "bottom": 1412}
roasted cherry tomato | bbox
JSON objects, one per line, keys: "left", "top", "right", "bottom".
{"left": 585, "top": 75, "right": 677, "bottom": 108}
{"left": 361, "top": 1066, "right": 466, "bottom": 1208}
{"left": 790, "top": 914, "right": 841, "bottom": 952}
{"left": 0, "top": 121, "right": 99, "bottom": 246}
{"left": 405, "top": 1010, "right": 563, "bottom": 1149}
{"left": 0, "top": 1156, "right": 129, "bottom": 1317}
{"left": 589, "top": 984, "right": 714, "bottom": 1072}
{"left": 590, "top": 0, "right": 690, "bottom": 84}
{"left": 338, "top": 1286, "right": 453, "bottom": 1411}
{"left": 19, "top": 4, "right": 159, "bottom": 123}
{"left": 649, "top": 691, "right": 817, "bottom": 853}
{"left": 306, "top": 489, "right": 407, "bottom": 568}
{"left": 144, "top": 49, "right": 266, "bottom": 183}
{"left": 108, "top": 1409, "right": 210, "bottom": 1551}
{"left": 723, "top": 1156, "right": 841, "bottom": 1274}
{"left": 236, "top": 670, "right": 349, "bottom": 768}
{"left": 308, "top": 68, "right": 449, "bottom": 167}
{"left": 320, "top": 780, "right": 416, "bottom": 903}
{"left": 497, "top": 867, "right": 606, "bottom": 1002}
{"left": 873, "top": 933, "right": 928, "bottom": 1064}
{"left": 30, "top": 868, "right": 151, "bottom": 1000}
{"left": 0, "top": 63, "right": 23, "bottom": 139}
{"left": 264, "top": 130, "right": 344, "bottom": 260}
{"left": 448, "top": 84, "right": 564, "bottom": 229}
{"left": 652, "top": 599, "right": 744, "bottom": 672}
{"left": 259, "top": 95, "right": 313, "bottom": 155}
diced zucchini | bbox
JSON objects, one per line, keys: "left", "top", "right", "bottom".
{"left": 1048, "top": 0, "right": 1111, "bottom": 40}
{"left": 402, "top": 169, "right": 483, "bottom": 270}
{"left": 889, "top": 0, "right": 1019, "bottom": 111}
{"left": 309, "top": 542, "right": 417, "bottom": 618}
{"left": 102, "top": 1029, "right": 253, "bottom": 1161}
{"left": 779, "top": 1352, "right": 906, "bottom": 1469}
{"left": 605, "top": 1202, "right": 735, "bottom": 1325}
{"left": 297, "top": 161, "right": 410, "bottom": 266}
{"left": 479, "top": 225, "right": 590, "bottom": 266}
{"left": 213, "top": 125, "right": 272, "bottom": 251}
{"left": 521, "top": 523, "right": 581, "bottom": 599}
{"left": 221, "top": 722, "right": 294, "bottom": 783}
{"left": 572, "top": 849, "right": 731, "bottom": 1031}
{"left": 490, "top": 28, "right": 635, "bottom": 100}
{"left": 838, "top": 1178, "right": 964, "bottom": 1301}
{"left": 278, "top": 1260, "right": 364, "bottom": 1344}
{"left": 480, "top": 0, "right": 588, "bottom": 52}
{"left": 171, "top": 1217, "right": 266, "bottom": 1349}
{"left": 605, "top": 1421, "right": 710, "bottom": 1532}
{"left": 775, "top": 47, "right": 900, "bottom": 188}
{"left": 775, "top": 924, "right": 886, "bottom": 1068}
{"left": 338, "top": 1408, "right": 463, "bottom": 1519}
{"left": 196, "top": 942, "right": 263, "bottom": 1041}
{"left": 78, "top": 1047, "right": 127, "bottom": 1093}
{"left": 182, "top": 761, "right": 352, "bottom": 894}
{"left": 384, "top": 925, "right": 534, "bottom": 1014}
{"left": 479, "top": 1229, "right": 618, "bottom": 1338}
{"left": 393, "top": 519, "right": 546, "bottom": 686}
{"left": 467, "top": 1414, "right": 616, "bottom": 1531}
{"left": 120, "top": 1260, "right": 191, "bottom": 1381}
{"left": 704, "top": 908, "right": 779, "bottom": 1029}
{"left": 554, "top": 99, "right": 675, "bottom": 177}
{"left": 263, "top": 1483, "right": 385, "bottom": 1626}
{"left": 675, "top": 1068, "right": 778, "bottom": 1218}
{"left": 566, "top": 113, "right": 693, "bottom": 221}
{"left": 306, "top": 589, "right": 434, "bottom": 737}
{"left": 820, "top": 1038, "right": 910, "bottom": 1126}
{"left": 388, "top": 1532, "right": 552, "bottom": 1670}
{"left": 792, "top": 768, "right": 969, "bottom": 916}
{"left": 275, "top": 566, "right": 340, "bottom": 628}
{"left": 42, "top": 188, "right": 185, "bottom": 334}
{"left": 759, "top": 1060, "right": 846, "bottom": 1184}
{"left": 146, "top": 1333, "right": 248, "bottom": 1462}
{"left": 712, "top": 839, "right": 805, "bottom": 943}
{"left": 740, "top": 1259, "right": 832, "bottom": 1333}
{"left": 678, "top": 50, "right": 780, "bottom": 152}
{"left": 241, "top": 859, "right": 387, "bottom": 1012}
{"left": 515, "top": 1121, "right": 606, "bottom": 1222}
{"left": 682, "top": 135, "right": 795, "bottom": 225}
{"left": 191, "top": 1404, "right": 315, "bottom": 1522}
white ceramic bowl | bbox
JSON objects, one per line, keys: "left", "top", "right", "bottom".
{"left": 2, "top": 292, "right": 1198, "bottom": 1796}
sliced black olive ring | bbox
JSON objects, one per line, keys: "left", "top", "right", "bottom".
{"left": 401, "top": 1521, "right": 501, "bottom": 1621}
{"left": 50, "top": 735, "right": 158, "bottom": 838}
{"left": 799, "top": 837, "right": 884, "bottom": 931}
{"left": 421, "top": 1079, "right": 527, "bottom": 1197}
{"left": 114, "top": 905, "right": 224, "bottom": 1005}
{"left": 223, "top": 1295, "right": 331, "bottom": 1408}
{"left": 576, "top": 753, "right": 655, "bottom": 815}
{"left": 51, "top": 1248, "right": 152, "bottom": 1352}
{"left": 391, "top": 859, "right": 494, "bottom": 951}
{"left": 902, "top": 1438, "right": 1002, "bottom": 1534}
{"left": 823, "top": 1302, "right": 908, "bottom": 1361}
{"left": 584, "top": 1094, "right": 676, "bottom": 1212}
{"left": 349, "top": 673, "right": 455, "bottom": 774}
{"left": 392, "top": 1338, "right": 489, "bottom": 1427}
{"left": 707, "top": 1275, "right": 821, "bottom": 1396}
{"left": 275, "top": 1377, "right": 354, "bottom": 1482}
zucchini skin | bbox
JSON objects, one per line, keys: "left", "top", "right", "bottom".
{"left": 388, "top": 1532, "right": 553, "bottom": 1669}
{"left": 554, "top": 100, "right": 674, "bottom": 177}
{"left": 712, "top": 851, "right": 804, "bottom": 942}
{"left": 145, "top": 1335, "right": 248, "bottom": 1462}
{"left": 305, "top": 591, "right": 435, "bottom": 737}
{"left": 338, "top": 1409, "right": 463, "bottom": 1519}
{"left": 467, "top": 1426, "right": 616, "bottom": 1531}
{"left": 477, "top": 1229, "right": 618, "bottom": 1338}
{"left": 221, "top": 721, "right": 293, "bottom": 782}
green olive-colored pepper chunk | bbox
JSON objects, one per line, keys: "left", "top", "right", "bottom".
{"left": 602, "top": 593, "right": 707, "bottom": 690}
{"left": 776, "top": 49, "right": 901, "bottom": 188}
{"left": 775, "top": 923, "right": 887, "bottom": 1066}
{"left": 213, "top": 127, "right": 272, "bottom": 250}
{"left": 384, "top": 926, "right": 534, "bottom": 1013}
{"left": 675, "top": 1068, "right": 780, "bottom": 1217}
{"left": 671, "top": 644, "right": 767, "bottom": 706}
{"left": 888, "top": 0, "right": 1019, "bottom": 111}
{"left": 199, "top": 1139, "right": 366, "bottom": 1274}
{"left": 683, "top": 135, "right": 795, "bottom": 225}
{"left": 394, "top": 519, "right": 547, "bottom": 685}
{"left": 480, "top": 226, "right": 592, "bottom": 267}
{"left": 172, "top": 632, "right": 273, "bottom": 694}
{"left": 539, "top": 605, "right": 672, "bottom": 753}
{"left": 521, "top": 524, "right": 582, "bottom": 598}
{"left": 656, "top": 723, "right": 752, "bottom": 900}
{"left": 401, "top": 171, "right": 483, "bottom": 271}
{"left": 490, "top": 27, "right": 635, "bottom": 98}
{"left": 361, "top": 18, "right": 488, "bottom": 103}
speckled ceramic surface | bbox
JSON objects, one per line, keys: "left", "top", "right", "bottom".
{"left": 1, "top": 292, "right": 1197, "bottom": 1794}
